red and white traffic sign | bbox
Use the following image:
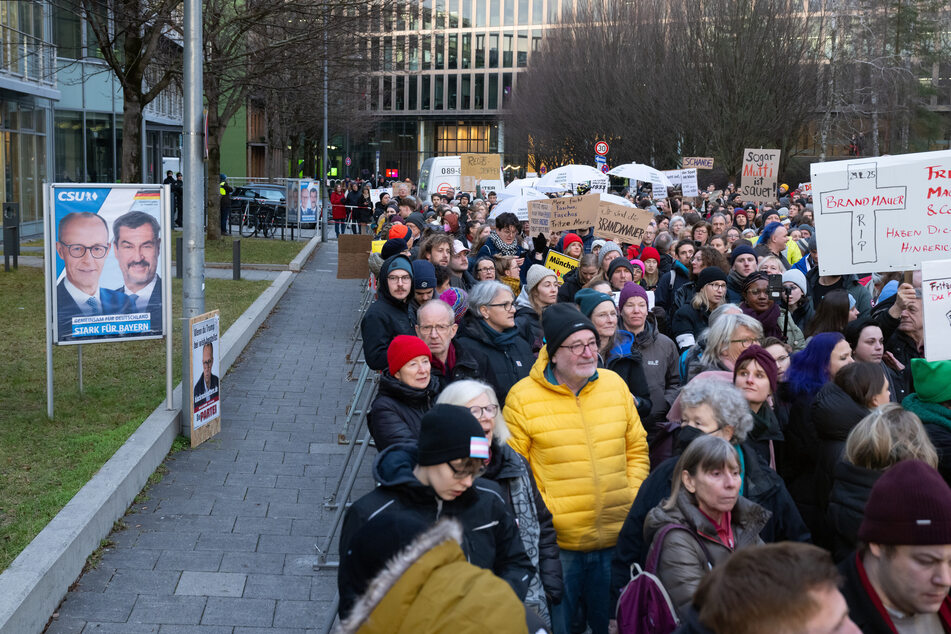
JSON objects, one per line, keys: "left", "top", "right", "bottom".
{"left": 345, "top": 156, "right": 352, "bottom": 166}
{"left": 600, "top": 163, "right": 610, "bottom": 174}
{"left": 595, "top": 141, "right": 609, "bottom": 156}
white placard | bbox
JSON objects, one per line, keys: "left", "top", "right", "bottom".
{"left": 681, "top": 169, "right": 699, "bottom": 197}
{"left": 650, "top": 174, "right": 668, "bottom": 200}
{"left": 662, "top": 170, "right": 683, "bottom": 187}
{"left": 922, "top": 259, "right": 951, "bottom": 362}
{"left": 812, "top": 149, "right": 951, "bottom": 275}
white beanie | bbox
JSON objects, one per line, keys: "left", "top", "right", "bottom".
{"left": 525, "top": 264, "right": 558, "bottom": 294}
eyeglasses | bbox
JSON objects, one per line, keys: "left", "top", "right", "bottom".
{"left": 730, "top": 337, "right": 760, "bottom": 348}
{"left": 747, "top": 288, "right": 770, "bottom": 297}
{"left": 774, "top": 354, "right": 790, "bottom": 363}
{"left": 59, "top": 243, "right": 108, "bottom": 259}
{"left": 707, "top": 283, "right": 727, "bottom": 291}
{"left": 418, "top": 323, "right": 453, "bottom": 334}
{"left": 387, "top": 274, "right": 411, "bottom": 283}
{"left": 476, "top": 266, "right": 495, "bottom": 273}
{"left": 469, "top": 404, "right": 499, "bottom": 418}
{"left": 447, "top": 459, "right": 488, "bottom": 480}
{"left": 560, "top": 340, "right": 599, "bottom": 355}
{"left": 486, "top": 301, "right": 515, "bottom": 311}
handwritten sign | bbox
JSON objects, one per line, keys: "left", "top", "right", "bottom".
{"left": 650, "top": 174, "right": 668, "bottom": 200}
{"left": 922, "top": 258, "right": 951, "bottom": 361}
{"left": 798, "top": 182, "right": 812, "bottom": 196}
{"left": 544, "top": 250, "right": 580, "bottom": 284}
{"left": 595, "top": 198, "right": 655, "bottom": 245}
{"left": 681, "top": 169, "right": 699, "bottom": 197}
{"left": 548, "top": 194, "right": 600, "bottom": 231}
{"left": 684, "top": 157, "right": 715, "bottom": 170}
{"left": 461, "top": 153, "right": 500, "bottom": 192}
{"left": 528, "top": 199, "right": 552, "bottom": 236}
{"left": 812, "top": 150, "right": 951, "bottom": 275}
{"left": 741, "top": 148, "right": 781, "bottom": 205}
{"left": 663, "top": 170, "right": 683, "bottom": 187}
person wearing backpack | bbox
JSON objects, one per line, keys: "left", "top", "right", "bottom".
{"left": 642, "top": 435, "right": 770, "bottom": 619}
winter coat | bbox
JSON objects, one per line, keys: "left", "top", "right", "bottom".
{"left": 670, "top": 281, "right": 697, "bottom": 316}
{"left": 827, "top": 460, "right": 881, "bottom": 562}
{"left": 513, "top": 294, "right": 543, "bottom": 355}
{"left": 643, "top": 489, "right": 770, "bottom": 618}
{"left": 805, "top": 267, "right": 871, "bottom": 317}
{"left": 503, "top": 346, "right": 650, "bottom": 551}
{"left": 603, "top": 330, "right": 653, "bottom": 422}
{"left": 429, "top": 339, "right": 481, "bottom": 391}
{"left": 625, "top": 322, "right": 681, "bottom": 435}
{"left": 337, "top": 520, "right": 530, "bottom": 634}
{"left": 454, "top": 314, "right": 534, "bottom": 405}
{"left": 366, "top": 372, "right": 439, "bottom": 451}
{"left": 776, "top": 383, "right": 822, "bottom": 533}
{"left": 483, "top": 442, "right": 563, "bottom": 624}
{"left": 331, "top": 190, "right": 347, "bottom": 220}
{"left": 790, "top": 299, "right": 816, "bottom": 335}
{"left": 556, "top": 267, "right": 585, "bottom": 304}
{"left": 812, "top": 382, "right": 870, "bottom": 520}
{"left": 338, "top": 445, "right": 535, "bottom": 618}
{"left": 655, "top": 261, "right": 691, "bottom": 314}
{"left": 746, "top": 405, "right": 784, "bottom": 470}
{"left": 671, "top": 302, "right": 710, "bottom": 352}
{"left": 609, "top": 440, "right": 808, "bottom": 605}
{"left": 901, "top": 394, "right": 951, "bottom": 484}
{"left": 360, "top": 256, "right": 415, "bottom": 371}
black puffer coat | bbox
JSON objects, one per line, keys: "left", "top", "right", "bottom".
{"left": 366, "top": 372, "right": 439, "bottom": 451}
{"left": 812, "top": 381, "right": 870, "bottom": 521}
{"left": 826, "top": 460, "right": 880, "bottom": 562}
{"left": 360, "top": 255, "right": 415, "bottom": 371}
{"left": 556, "top": 267, "right": 585, "bottom": 304}
{"left": 455, "top": 314, "right": 533, "bottom": 405}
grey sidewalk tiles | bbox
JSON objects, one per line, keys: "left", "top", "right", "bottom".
{"left": 46, "top": 242, "right": 375, "bottom": 632}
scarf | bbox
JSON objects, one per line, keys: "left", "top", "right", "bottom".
{"left": 488, "top": 231, "right": 521, "bottom": 257}
{"left": 727, "top": 269, "right": 747, "bottom": 292}
{"left": 479, "top": 318, "right": 522, "bottom": 348}
{"left": 429, "top": 342, "right": 457, "bottom": 377}
{"left": 741, "top": 301, "right": 783, "bottom": 339}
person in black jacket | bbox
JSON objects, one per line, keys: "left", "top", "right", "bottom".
{"left": 556, "top": 253, "right": 598, "bottom": 304}
{"left": 455, "top": 280, "right": 534, "bottom": 405}
{"left": 360, "top": 254, "right": 415, "bottom": 371}
{"left": 610, "top": 377, "right": 809, "bottom": 607}
{"left": 655, "top": 239, "right": 695, "bottom": 315}
{"left": 901, "top": 358, "right": 951, "bottom": 484}
{"left": 338, "top": 404, "right": 535, "bottom": 620}
{"left": 671, "top": 267, "right": 728, "bottom": 352}
{"left": 367, "top": 335, "right": 440, "bottom": 451}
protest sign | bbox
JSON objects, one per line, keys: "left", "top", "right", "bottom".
{"left": 544, "top": 250, "right": 580, "bottom": 284}
{"left": 650, "top": 173, "right": 668, "bottom": 199}
{"left": 681, "top": 169, "right": 699, "bottom": 197}
{"left": 922, "top": 259, "right": 951, "bottom": 362}
{"left": 798, "top": 182, "right": 812, "bottom": 196}
{"left": 370, "top": 188, "right": 392, "bottom": 205}
{"left": 811, "top": 150, "right": 951, "bottom": 275}
{"left": 741, "top": 148, "right": 781, "bottom": 206}
{"left": 461, "top": 153, "right": 501, "bottom": 192}
{"left": 189, "top": 310, "right": 221, "bottom": 447}
{"left": 337, "top": 234, "right": 373, "bottom": 279}
{"left": 663, "top": 170, "right": 683, "bottom": 187}
{"left": 683, "top": 157, "right": 715, "bottom": 170}
{"left": 528, "top": 199, "right": 552, "bottom": 236}
{"left": 371, "top": 240, "right": 386, "bottom": 254}
{"left": 549, "top": 194, "right": 600, "bottom": 232}
{"left": 595, "top": 198, "right": 655, "bottom": 245}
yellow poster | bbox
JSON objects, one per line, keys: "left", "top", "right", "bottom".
{"left": 544, "top": 251, "right": 580, "bottom": 284}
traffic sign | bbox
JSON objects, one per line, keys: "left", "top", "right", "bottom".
{"left": 595, "top": 141, "right": 609, "bottom": 156}
{"left": 595, "top": 155, "right": 607, "bottom": 166}
{"left": 345, "top": 156, "right": 352, "bottom": 166}
{"left": 600, "top": 163, "right": 610, "bottom": 174}
{"left": 539, "top": 164, "right": 547, "bottom": 175}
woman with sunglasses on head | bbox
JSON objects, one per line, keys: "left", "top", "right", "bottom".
{"left": 337, "top": 403, "right": 535, "bottom": 621}
{"left": 437, "top": 380, "right": 563, "bottom": 628}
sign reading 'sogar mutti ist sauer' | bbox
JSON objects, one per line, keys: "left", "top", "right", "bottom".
{"left": 811, "top": 149, "right": 951, "bottom": 275}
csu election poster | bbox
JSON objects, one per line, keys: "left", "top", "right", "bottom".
{"left": 46, "top": 185, "right": 170, "bottom": 345}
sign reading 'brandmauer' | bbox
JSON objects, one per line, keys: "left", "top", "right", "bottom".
{"left": 596, "top": 199, "right": 655, "bottom": 245}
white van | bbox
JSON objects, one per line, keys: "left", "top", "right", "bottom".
{"left": 417, "top": 155, "right": 505, "bottom": 202}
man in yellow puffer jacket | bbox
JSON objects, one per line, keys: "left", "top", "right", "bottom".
{"left": 504, "top": 303, "right": 649, "bottom": 634}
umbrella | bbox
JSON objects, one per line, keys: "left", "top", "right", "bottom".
{"left": 608, "top": 163, "right": 673, "bottom": 188}
{"left": 487, "top": 194, "right": 547, "bottom": 222}
{"left": 599, "top": 193, "right": 636, "bottom": 208}
{"left": 498, "top": 186, "right": 545, "bottom": 200}
{"left": 503, "top": 177, "right": 538, "bottom": 192}
{"left": 536, "top": 164, "right": 609, "bottom": 193}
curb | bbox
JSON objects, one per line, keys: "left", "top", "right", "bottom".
{"left": 289, "top": 233, "right": 322, "bottom": 272}
{"left": 0, "top": 262, "right": 307, "bottom": 634}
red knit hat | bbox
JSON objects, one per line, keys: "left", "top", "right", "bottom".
{"left": 389, "top": 224, "right": 410, "bottom": 240}
{"left": 641, "top": 246, "right": 660, "bottom": 263}
{"left": 858, "top": 460, "right": 951, "bottom": 545}
{"left": 563, "top": 233, "right": 583, "bottom": 249}
{"left": 387, "top": 335, "right": 432, "bottom": 376}
{"left": 627, "top": 244, "right": 640, "bottom": 260}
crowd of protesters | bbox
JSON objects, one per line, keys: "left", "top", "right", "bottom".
{"left": 337, "top": 176, "right": 951, "bottom": 634}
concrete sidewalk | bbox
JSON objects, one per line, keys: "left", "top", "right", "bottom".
{"left": 46, "top": 241, "right": 378, "bottom": 633}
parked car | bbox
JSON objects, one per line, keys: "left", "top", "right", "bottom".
{"left": 230, "top": 184, "right": 287, "bottom": 236}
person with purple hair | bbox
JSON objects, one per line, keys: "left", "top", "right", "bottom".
{"left": 778, "top": 332, "right": 855, "bottom": 540}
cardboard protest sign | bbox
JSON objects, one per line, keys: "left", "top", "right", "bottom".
{"left": 461, "top": 153, "right": 501, "bottom": 192}
{"left": 528, "top": 199, "right": 552, "bottom": 236}
{"left": 337, "top": 234, "right": 373, "bottom": 279}
{"left": 544, "top": 250, "right": 580, "bottom": 284}
{"left": 921, "top": 258, "right": 951, "bottom": 362}
{"left": 596, "top": 198, "right": 655, "bottom": 245}
{"left": 683, "top": 157, "right": 714, "bottom": 170}
{"left": 549, "top": 194, "right": 599, "bottom": 232}
{"left": 189, "top": 310, "right": 221, "bottom": 448}
{"left": 811, "top": 150, "right": 951, "bottom": 275}
{"left": 681, "top": 169, "right": 699, "bottom": 197}
{"left": 741, "top": 148, "right": 781, "bottom": 205}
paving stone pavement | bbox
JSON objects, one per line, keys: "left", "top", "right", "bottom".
{"left": 46, "top": 241, "right": 380, "bottom": 634}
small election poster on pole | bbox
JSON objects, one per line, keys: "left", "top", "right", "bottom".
{"left": 461, "top": 153, "right": 501, "bottom": 192}
{"left": 544, "top": 250, "right": 580, "bottom": 284}
{"left": 681, "top": 169, "right": 700, "bottom": 197}
{"left": 189, "top": 310, "right": 221, "bottom": 447}
{"left": 528, "top": 199, "right": 552, "bottom": 236}
{"left": 549, "top": 194, "right": 600, "bottom": 232}
{"left": 811, "top": 149, "right": 951, "bottom": 275}
{"left": 596, "top": 198, "right": 656, "bottom": 244}
{"left": 921, "top": 259, "right": 951, "bottom": 362}
{"left": 741, "top": 149, "right": 781, "bottom": 206}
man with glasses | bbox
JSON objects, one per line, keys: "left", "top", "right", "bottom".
{"left": 504, "top": 303, "right": 650, "bottom": 634}
{"left": 337, "top": 403, "right": 534, "bottom": 620}
{"left": 55, "top": 212, "right": 125, "bottom": 340}
{"left": 112, "top": 211, "right": 163, "bottom": 334}
{"left": 194, "top": 343, "right": 219, "bottom": 408}
{"left": 416, "top": 299, "right": 479, "bottom": 388}
{"left": 361, "top": 254, "right": 416, "bottom": 371}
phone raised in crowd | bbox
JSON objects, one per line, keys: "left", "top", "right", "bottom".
{"left": 767, "top": 274, "right": 784, "bottom": 301}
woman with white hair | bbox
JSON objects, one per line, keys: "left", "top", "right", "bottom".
{"left": 608, "top": 378, "right": 809, "bottom": 611}
{"left": 685, "top": 312, "right": 765, "bottom": 382}
{"left": 436, "top": 380, "right": 562, "bottom": 627}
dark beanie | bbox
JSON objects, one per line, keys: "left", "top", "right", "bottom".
{"left": 412, "top": 260, "right": 437, "bottom": 290}
{"left": 730, "top": 245, "right": 757, "bottom": 266}
{"left": 406, "top": 212, "right": 426, "bottom": 233}
{"left": 607, "top": 257, "right": 635, "bottom": 279}
{"left": 844, "top": 316, "right": 876, "bottom": 351}
{"left": 858, "top": 460, "right": 951, "bottom": 545}
{"left": 381, "top": 238, "right": 408, "bottom": 260}
{"left": 574, "top": 288, "right": 614, "bottom": 318}
{"left": 733, "top": 344, "right": 778, "bottom": 395}
{"left": 543, "top": 303, "right": 597, "bottom": 359}
{"left": 619, "top": 281, "right": 649, "bottom": 310}
{"left": 417, "top": 404, "right": 491, "bottom": 466}
{"left": 742, "top": 271, "right": 769, "bottom": 294}
{"left": 697, "top": 267, "right": 728, "bottom": 290}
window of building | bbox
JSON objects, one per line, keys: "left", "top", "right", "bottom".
{"left": 461, "top": 75, "right": 471, "bottom": 110}
{"left": 435, "top": 75, "right": 444, "bottom": 109}
{"left": 422, "top": 75, "right": 431, "bottom": 110}
{"left": 383, "top": 36, "right": 393, "bottom": 72}
{"left": 423, "top": 35, "right": 432, "bottom": 70}
{"left": 476, "top": 0, "right": 486, "bottom": 27}
{"left": 503, "top": 34, "right": 512, "bottom": 67}
{"left": 504, "top": 0, "right": 514, "bottom": 26}
{"left": 383, "top": 76, "right": 393, "bottom": 110}
{"left": 474, "top": 75, "right": 484, "bottom": 109}
{"left": 53, "top": 4, "right": 81, "bottom": 59}
{"left": 488, "top": 74, "right": 498, "bottom": 109}
{"left": 436, "top": 124, "right": 491, "bottom": 154}
{"left": 463, "top": 0, "right": 473, "bottom": 27}
{"left": 423, "top": 0, "right": 432, "bottom": 29}
{"left": 396, "top": 76, "right": 405, "bottom": 110}
{"left": 533, "top": 0, "right": 542, "bottom": 23}
{"left": 85, "top": 3, "right": 107, "bottom": 59}
{"left": 489, "top": 34, "right": 498, "bottom": 68}
{"left": 475, "top": 34, "right": 485, "bottom": 68}
{"left": 502, "top": 72, "right": 513, "bottom": 108}
{"left": 435, "top": 0, "right": 445, "bottom": 29}
{"left": 85, "top": 113, "right": 114, "bottom": 182}
{"left": 409, "top": 75, "right": 418, "bottom": 110}
{"left": 461, "top": 34, "right": 471, "bottom": 69}
{"left": 370, "top": 77, "right": 379, "bottom": 110}
{"left": 450, "top": 0, "right": 459, "bottom": 27}
{"left": 409, "top": 35, "right": 419, "bottom": 70}
{"left": 447, "top": 75, "right": 457, "bottom": 110}
{"left": 436, "top": 34, "right": 444, "bottom": 70}
{"left": 449, "top": 34, "right": 458, "bottom": 68}
{"left": 517, "top": 32, "right": 527, "bottom": 66}
{"left": 548, "top": 0, "right": 558, "bottom": 23}
{"left": 396, "top": 36, "right": 405, "bottom": 70}
{"left": 490, "top": 0, "right": 500, "bottom": 26}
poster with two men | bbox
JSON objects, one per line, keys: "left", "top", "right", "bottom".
{"left": 45, "top": 184, "right": 171, "bottom": 345}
